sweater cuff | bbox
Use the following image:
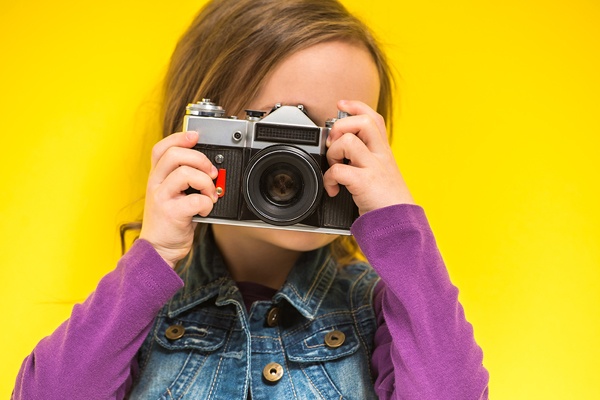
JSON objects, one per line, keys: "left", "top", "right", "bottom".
{"left": 351, "top": 203, "right": 429, "bottom": 240}
{"left": 120, "top": 239, "right": 184, "bottom": 305}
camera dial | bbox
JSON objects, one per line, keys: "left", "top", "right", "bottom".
{"left": 326, "top": 111, "right": 351, "bottom": 128}
{"left": 186, "top": 99, "right": 226, "bottom": 117}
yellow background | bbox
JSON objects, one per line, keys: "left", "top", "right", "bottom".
{"left": 1, "top": 0, "right": 598, "bottom": 398}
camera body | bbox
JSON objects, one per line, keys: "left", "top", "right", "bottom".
{"left": 183, "top": 99, "right": 358, "bottom": 235}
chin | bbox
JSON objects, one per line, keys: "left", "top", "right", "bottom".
{"left": 259, "top": 228, "right": 339, "bottom": 252}
{"left": 213, "top": 223, "right": 339, "bottom": 252}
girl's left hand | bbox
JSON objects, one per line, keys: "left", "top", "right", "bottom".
{"left": 324, "top": 100, "right": 415, "bottom": 215}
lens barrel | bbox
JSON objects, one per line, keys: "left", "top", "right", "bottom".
{"left": 243, "top": 145, "right": 323, "bottom": 225}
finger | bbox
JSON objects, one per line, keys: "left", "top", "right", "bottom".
{"left": 151, "top": 146, "right": 218, "bottom": 185}
{"left": 327, "top": 114, "right": 389, "bottom": 155}
{"left": 150, "top": 131, "right": 199, "bottom": 168}
{"left": 326, "top": 132, "right": 374, "bottom": 169}
{"left": 179, "top": 193, "right": 215, "bottom": 217}
{"left": 323, "top": 162, "right": 363, "bottom": 198}
{"left": 157, "top": 165, "right": 218, "bottom": 202}
{"left": 338, "top": 99, "right": 387, "bottom": 138}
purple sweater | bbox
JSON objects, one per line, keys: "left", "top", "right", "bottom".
{"left": 13, "top": 204, "right": 488, "bottom": 399}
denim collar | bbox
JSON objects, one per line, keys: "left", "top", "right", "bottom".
{"left": 166, "top": 225, "right": 337, "bottom": 320}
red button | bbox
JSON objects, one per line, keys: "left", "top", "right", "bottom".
{"left": 216, "top": 169, "right": 226, "bottom": 197}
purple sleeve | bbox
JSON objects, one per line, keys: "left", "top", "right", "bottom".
{"left": 12, "top": 239, "right": 184, "bottom": 400}
{"left": 351, "top": 204, "right": 489, "bottom": 400}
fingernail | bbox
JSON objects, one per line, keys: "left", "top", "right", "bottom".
{"left": 211, "top": 165, "right": 219, "bottom": 178}
{"left": 185, "top": 131, "right": 198, "bottom": 142}
{"left": 326, "top": 136, "right": 332, "bottom": 147}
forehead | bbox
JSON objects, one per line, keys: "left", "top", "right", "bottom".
{"left": 248, "top": 41, "right": 380, "bottom": 123}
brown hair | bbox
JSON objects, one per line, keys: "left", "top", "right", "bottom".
{"left": 162, "top": 0, "right": 395, "bottom": 265}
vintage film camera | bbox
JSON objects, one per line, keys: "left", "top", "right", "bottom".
{"left": 184, "top": 99, "right": 358, "bottom": 235}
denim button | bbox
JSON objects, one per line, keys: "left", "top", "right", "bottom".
{"left": 324, "top": 330, "right": 345, "bottom": 348}
{"left": 165, "top": 325, "right": 185, "bottom": 340}
{"left": 266, "top": 307, "right": 280, "bottom": 327}
{"left": 263, "top": 362, "right": 284, "bottom": 382}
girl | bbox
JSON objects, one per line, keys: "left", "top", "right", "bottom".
{"left": 13, "top": 0, "right": 489, "bottom": 399}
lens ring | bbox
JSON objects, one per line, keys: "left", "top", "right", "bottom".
{"left": 243, "top": 145, "right": 323, "bottom": 225}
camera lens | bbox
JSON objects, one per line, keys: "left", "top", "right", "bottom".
{"left": 261, "top": 163, "right": 302, "bottom": 205}
{"left": 243, "top": 145, "right": 322, "bottom": 225}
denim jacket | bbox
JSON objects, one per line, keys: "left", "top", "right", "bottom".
{"left": 129, "top": 228, "right": 380, "bottom": 399}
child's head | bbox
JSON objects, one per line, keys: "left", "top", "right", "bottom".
{"left": 162, "top": 0, "right": 394, "bottom": 263}
{"left": 161, "top": 0, "right": 393, "bottom": 138}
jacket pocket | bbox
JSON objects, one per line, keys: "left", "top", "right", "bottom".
{"left": 285, "top": 322, "right": 360, "bottom": 363}
{"left": 154, "top": 310, "right": 234, "bottom": 352}
{"left": 283, "top": 322, "right": 373, "bottom": 399}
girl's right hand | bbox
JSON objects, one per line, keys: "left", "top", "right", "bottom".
{"left": 139, "top": 131, "right": 219, "bottom": 268}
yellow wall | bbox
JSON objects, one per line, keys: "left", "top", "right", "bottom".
{"left": 1, "top": 1, "right": 598, "bottom": 398}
